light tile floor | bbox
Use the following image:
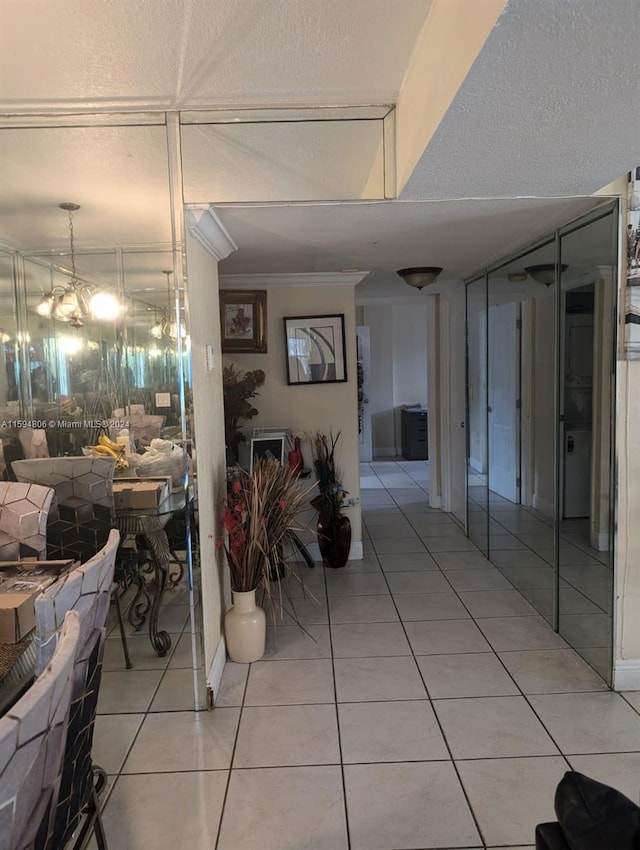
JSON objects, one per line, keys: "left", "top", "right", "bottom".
{"left": 92, "top": 461, "right": 640, "bottom": 850}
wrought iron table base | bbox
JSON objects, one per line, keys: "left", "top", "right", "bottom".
{"left": 115, "top": 515, "right": 173, "bottom": 658}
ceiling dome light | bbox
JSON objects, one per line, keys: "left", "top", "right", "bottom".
{"left": 396, "top": 266, "right": 444, "bottom": 290}
{"left": 524, "top": 263, "right": 568, "bottom": 286}
{"left": 507, "top": 272, "right": 529, "bottom": 283}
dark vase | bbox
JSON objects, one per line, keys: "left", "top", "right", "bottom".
{"left": 317, "top": 514, "right": 351, "bottom": 569}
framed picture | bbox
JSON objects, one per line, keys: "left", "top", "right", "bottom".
{"left": 284, "top": 314, "right": 347, "bottom": 385}
{"left": 220, "top": 290, "right": 267, "bottom": 353}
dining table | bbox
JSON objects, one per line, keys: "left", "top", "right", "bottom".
{"left": 113, "top": 490, "right": 192, "bottom": 658}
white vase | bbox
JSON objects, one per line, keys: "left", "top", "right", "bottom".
{"left": 224, "top": 589, "right": 266, "bottom": 663}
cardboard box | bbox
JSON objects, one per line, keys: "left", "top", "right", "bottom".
{"left": 113, "top": 477, "right": 171, "bottom": 510}
{"left": 0, "top": 574, "right": 59, "bottom": 643}
{"left": 0, "top": 559, "right": 76, "bottom": 579}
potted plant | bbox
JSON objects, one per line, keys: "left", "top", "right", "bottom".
{"left": 311, "top": 431, "right": 352, "bottom": 569}
{"left": 219, "top": 457, "right": 312, "bottom": 662}
{"left": 222, "top": 364, "right": 266, "bottom": 463}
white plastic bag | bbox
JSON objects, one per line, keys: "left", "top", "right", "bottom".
{"left": 136, "top": 439, "right": 187, "bottom": 488}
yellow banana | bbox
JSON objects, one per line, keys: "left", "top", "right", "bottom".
{"left": 91, "top": 444, "right": 119, "bottom": 458}
{"left": 99, "top": 434, "right": 121, "bottom": 451}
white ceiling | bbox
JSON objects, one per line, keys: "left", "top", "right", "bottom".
{"left": 0, "top": 0, "right": 637, "bottom": 300}
{"left": 215, "top": 196, "right": 608, "bottom": 297}
{"left": 0, "top": 0, "right": 432, "bottom": 111}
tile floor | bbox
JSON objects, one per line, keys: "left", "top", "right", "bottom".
{"left": 92, "top": 460, "right": 640, "bottom": 850}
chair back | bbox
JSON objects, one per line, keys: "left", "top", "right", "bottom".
{"left": 12, "top": 457, "right": 116, "bottom": 562}
{"left": 0, "top": 610, "right": 80, "bottom": 850}
{"left": 34, "top": 528, "right": 120, "bottom": 849}
{"left": 0, "top": 481, "right": 54, "bottom": 560}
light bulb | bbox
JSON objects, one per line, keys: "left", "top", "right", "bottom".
{"left": 35, "top": 293, "right": 55, "bottom": 318}
{"left": 56, "top": 289, "right": 80, "bottom": 318}
{"left": 90, "top": 291, "right": 122, "bottom": 321}
{"left": 59, "top": 335, "right": 83, "bottom": 355}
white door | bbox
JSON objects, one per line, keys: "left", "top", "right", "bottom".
{"left": 356, "top": 327, "right": 372, "bottom": 462}
{"left": 488, "top": 302, "right": 520, "bottom": 503}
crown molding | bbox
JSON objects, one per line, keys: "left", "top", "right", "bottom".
{"left": 219, "top": 272, "right": 369, "bottom": 289}
{"left": 186, "top": 205, "right": 238, "bottom": 261}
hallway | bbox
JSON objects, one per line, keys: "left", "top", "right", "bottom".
{"left": 92, "top": 460, "right": 640, "bottom": 849}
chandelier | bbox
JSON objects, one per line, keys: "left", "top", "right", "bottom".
{"left": 35, "top": 203, "right": 121, "bottom": 327}
{"left": 149, "top": 270, "right": 186, "bottom": 341}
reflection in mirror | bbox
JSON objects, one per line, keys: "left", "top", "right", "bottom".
{"left": 466, "top": 275, "right": 488, "bottom": 555}
{"left": 181, "top": 118, "right": 386, "bottom": 202}
{"left": 557, "top": 209, "right": 616, "bottom": 682}
{"left": 0, "top": 118, "right": 204, "bottom": 707}
{"left": 0, "top": 251, "right": 18, "bottom": 420}
{"left": 485, "top": 241, "right": 558, "bottom": 626}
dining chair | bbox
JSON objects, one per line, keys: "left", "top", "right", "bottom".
{"left": 34, "top": 528, "right": 120, "bottom": 850}
{"left": 0, "top": 481, "right": 54, "bottom": 561}
{"left": 12, "top": 457, "right": 116, "bottom": 563}
{"left": 0, "top": 610, "right": 80, "bottom": 850}
{"left": 12, "top": 457, "right": 134, "bottom": 666}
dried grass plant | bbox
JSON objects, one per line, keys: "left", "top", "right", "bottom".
{"left": 220, "top": 458, "right": 314, "bottom": 599}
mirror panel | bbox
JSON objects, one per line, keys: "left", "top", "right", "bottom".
{"left": 0, "top": 251, "right": 19, "bottom": 419}
{"left": 466, "top": 275, "right": 488, "bottom": 555}
{"left": 0, "top": 118, "right": 204, "bottom": 707}
{"left": 557, "top": 209, "right": 616, "bottom": 682}
{"left": 486, "top": 241, "right": 558, "bottom": 626}
{"left": 181, "top": 119, "right": 385, "bottom": 202}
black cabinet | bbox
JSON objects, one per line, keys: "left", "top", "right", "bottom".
{"left": 401, "top": 408, "right": 428, "bottom": 460}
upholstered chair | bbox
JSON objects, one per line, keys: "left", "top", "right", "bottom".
{"left": 12, "top": 457, "right": 116, "bottom": 563}
{"left": 0, "top": 610, "right": 80, "bottom": 850}
{"left": 0, "top": 481, "right": 54, "bottom": 561}
{"left": 34, "top": 528, "right": 120, "bottom": 850}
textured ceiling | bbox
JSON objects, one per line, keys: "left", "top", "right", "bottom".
{"left": 215, "top": 196, "right": 607, "bottom": 297}
{"left": 402, "top": 0, "right": 640, "bottom": 199}
{"left": 0, "top": 0, "right": 431, "bottom": 111}
{"left": 0, "top": 0, "right": 636, "bottom": 298}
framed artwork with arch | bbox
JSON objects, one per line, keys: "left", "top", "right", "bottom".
{"left": 284, "top": 314, "right": 347, "bottom": 385}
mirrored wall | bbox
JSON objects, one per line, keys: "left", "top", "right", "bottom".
{"left": 0, "top": 116, "right": 203, "bottom": 708}
{"left": 465, "top": 202, "right": 618, "bottom": 683}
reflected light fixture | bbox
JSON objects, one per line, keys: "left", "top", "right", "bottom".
{"left": 524, "top": 263, "right": 568, "bottom": 286}
{"left": 34, "top": 203, "right": 122, "bottom": 326}
{"left": 0, "top": 330, "right": 10, "bottom": 343}
{"left": 396, "top": 266, "right": 444, "bottom": 290}
{"left": 149, "top": 270, "right": 186, "bottom": 341}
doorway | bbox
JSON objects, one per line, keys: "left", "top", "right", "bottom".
{"left": 465, "top": 203, "right": 618, "bottom": 684}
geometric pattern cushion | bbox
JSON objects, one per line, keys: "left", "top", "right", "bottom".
{"left": 0, "top": 610, "right": 80, "bottom": 850}
{"left": 34, "top": 529, "right": 119, "bottom": 850}
{"left": 12, "top": 458, "right": 116, "bottom": 564}
{"left": 0, "top": 481, "right": 54, "bottom": 561}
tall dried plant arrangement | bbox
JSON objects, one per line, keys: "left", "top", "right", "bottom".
{"left": 219, "top": 458, "right": 313, "bottom": 596}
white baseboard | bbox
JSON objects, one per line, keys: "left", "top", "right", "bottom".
{"left": 349, "top": 540, "right": 364, "bottom": 560}
{"left": 207, "top": 636, "right": 227, "bottom": 707}
{"left": 590, "top": 531, "right": 609, "bottom": 551}
{"left": 373, "top": 448, "right": 396, "bottom": 458}
{"left": 291, "top": 540, "right": 364, "bottom": 562}
{"left": 532, "top": 494, "right": 554, "bottom": 518}
{"left": 613, "top": 658, "right": 640, "bottom": 691}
